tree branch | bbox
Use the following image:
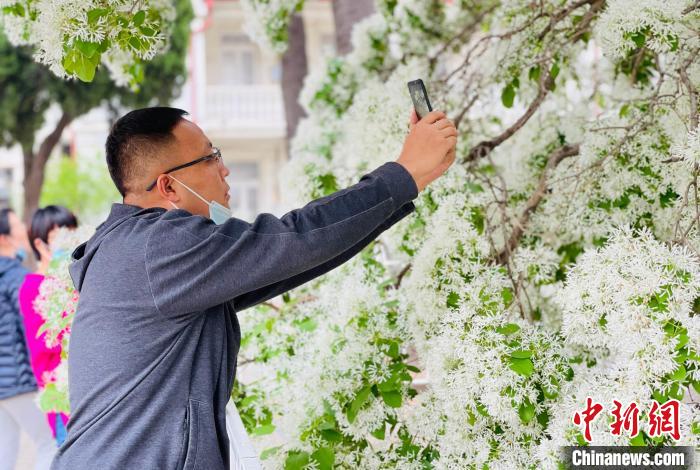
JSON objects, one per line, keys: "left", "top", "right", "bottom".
{"left": 23, "top": 111, "right": 73, "bottom": 221}
{"left": 462, "top": 68, "right": 556, "bottom": 164}
{"left": 679, "top": 61, "right": 699, "bottom": 130}
{"left": 496, "top": 143, "right": 581, "bottom": 265}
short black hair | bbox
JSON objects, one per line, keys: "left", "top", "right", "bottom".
{"left": 106, "top": 107, "right": 189, "bottom": 197}
{"left": 0, "top": 208, "right": 13, "bottom": 236}
{"left": 29, "top": 205, "right": 79, "bottom": 260}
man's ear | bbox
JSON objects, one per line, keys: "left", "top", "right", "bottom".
{"left": 156, "top": 174, "right": 181, "bottom": 204}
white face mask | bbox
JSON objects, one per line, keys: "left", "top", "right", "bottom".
{"left": 168, "top": 175, "right": 232, "bottom": 225}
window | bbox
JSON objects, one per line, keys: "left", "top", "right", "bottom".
{"left": 220, "top": 34, "right": 256, "bottom": 85}
{"left": 226, "top": 162, "right": 260, "bottom": 220}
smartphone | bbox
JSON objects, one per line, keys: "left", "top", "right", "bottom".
{"left": 407, "top": 79, "right": 433, "bottom": 120}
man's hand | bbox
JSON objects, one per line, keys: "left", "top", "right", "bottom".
{"left": 396, "top": 108, "right": 457, "bottom": 193}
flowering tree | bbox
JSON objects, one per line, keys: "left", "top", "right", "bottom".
{"left": 0, "top": 0, "right": 178, "bottom": 86}
{"left": 235, "top": 0, "right": 700, "bottom": 468}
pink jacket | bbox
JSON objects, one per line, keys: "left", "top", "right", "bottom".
{"left": 19, "top": 273, "right": 68, "bottom": 440}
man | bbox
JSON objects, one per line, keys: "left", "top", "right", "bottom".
{"left": 50, "top": 106, "right": 457, "bottom": 469}
{"left": 0, "top": 208, "right": 57, "bottom": 470}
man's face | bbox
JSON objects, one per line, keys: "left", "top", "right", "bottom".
{"left": 162, "top": 119, "right": 231, "bottom": 218}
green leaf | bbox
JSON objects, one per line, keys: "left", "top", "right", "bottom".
{"left": 475, "top": 401, "right": 489, "bottom": 417}
{"left": 550, "top": 62, "right": 560, "bottom": 80}
{"left": 317, "top": 173, "right": 338, "bottom": 195}
{"left": 446, "top": 291, "right": 460, "bottom": 309}
{"left": 133, "top": 10, "right": 146, "bottom": 26}
{"left": 346, "top": 386, "right": 371, "bottom": 423}
{"left": 87, "top": 8, "right": 109, "bottom": 24}
{"left": 380, "top": 390, "right": 403, "bottom": 408}
{"left": 252, "top": 424, "right": 275, "bottom": 436}
{"left": 3, "top": 3, "right": 25, "bottom": 16}
{"left": 128, "top": 36, "right": 142, "bottom": 51}
{"left": 311, "top": 447, "right": 335, "bottom": 470}
{"left": 62, "top": 49, "right": 99, "bottom": 82}
{"left": 508, "top": 357, "right": 534, "bottom": 377}
{"left": 500, "top": 288, "right": 514, "bottom": 307}
{"left": 546, "top": 62, "right": 560, "bottom": 91}
{"left": 543, "top": 380, "right": 559, "bottom": 399}
{"left": 693, "top": 381, "right": 700, "bottom": 394}
{"left": 629, "top": 433, "right": 645, "bottom": 446}
{"left": 285, "top": 451, "right": 310, "bottom": 470}
{"left": 529, "top": 65, "right": 541, "bottom": 82}
{"left": 140, "top": 26, "right": 156, "bottom": 36}
{"left": 470, "top": 206, "right": 485, "bottom": 234}
{"left": 497, "top": 323, "right": 520, "bottom": 336}
{"left": 378, "top": 374, "right": 398, "bottom": 392}
{"left": 75, "top": 39, "right": 100, "bottom": 58}
{"left": 668, "top": 382, "right": 684, "bottom": 400}
{"left": 294, "top": 317, "right": 317, "bottom": 332}
{"left": 501, "top": 84, "right": 515, "bottom": 108}
{"left": 320, "top": 429, "right": 343, "bottom": 443}
{"left": 518, "top": 400, "right": 536, "bottom": 424}
{"left": 260, "top": 446, "right": 281, "bottom": 460}
{"left": 652, "top": 389, "right": 668, "bottom": 404}
{"left": 510, "top": 349, "right": 532, "bottom": 359}
{"left": 619, "top": 104, "right": 630, "bottom": 118}
{"left": 675, "top": 333, "right": 689, "bottom": 350}
{"left": 668, "top": 34, "right": 679, "bottom": 52}
{"left": 630, "top": 31, "right": 646, "bottom": 48}
{"left": 386, "top": 340, "right": 399, "bottom": 359}
{"left": 370, "top": 424, "right": 386, "bottom": 440}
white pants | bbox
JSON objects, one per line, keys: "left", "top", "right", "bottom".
{"left": 226, "top": 400, "right": 262, "bottom": 470}
{"left": 0, "top": 391, "right": 57, "bottom": 470}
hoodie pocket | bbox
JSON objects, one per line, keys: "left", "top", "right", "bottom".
{"left": 180, "top": 400, "right": 200, "bottom": 470}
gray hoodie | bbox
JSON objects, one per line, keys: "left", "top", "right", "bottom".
{"left": 50, "top": 161, "right": 418, "bottom": 470}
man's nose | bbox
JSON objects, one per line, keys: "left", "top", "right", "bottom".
{"left": 220, "top": 163, "right": 230, "bottom": 178}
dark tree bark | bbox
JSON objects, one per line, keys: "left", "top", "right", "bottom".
{"left": 22, "top": 112, "right": 73, "bottom": 222}
{"left": 331, "top": 0, "right": 375, "bottom": 56}
{"left": 281, "top": 13, "right": 308, "bottom": 154}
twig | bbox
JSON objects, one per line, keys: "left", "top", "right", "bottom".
{"left": 495, "top": 144, "right": 581, "bottom": 265}
{"left": 462, "top": 67, "right": 556, "bottom": 164}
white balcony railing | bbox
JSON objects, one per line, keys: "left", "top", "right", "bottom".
{"left": 202, "top": 85, "right": 286, "bottom": 132}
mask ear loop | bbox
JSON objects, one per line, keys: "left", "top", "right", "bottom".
{"left": 168, "top": 175, "right": 211, "bottom": 207}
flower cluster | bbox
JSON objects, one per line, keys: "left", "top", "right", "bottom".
{"left": 0, "top": 0, "right": 175, "bottom": 86}
{"left": 240, "top": 0, "right": 305, "bottom": 54}
{"left": 34, "top": 225, "right": 93, "bottom": 414}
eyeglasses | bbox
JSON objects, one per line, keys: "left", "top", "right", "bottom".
{"left": 145, "top": 147, "right": 223, "bottom": 191}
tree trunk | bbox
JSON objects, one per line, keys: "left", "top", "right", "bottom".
{"left": 22, "top": 112, "right": 73, "bottom": 222}
{"left": 281, "top": 13, "right": 308, "bottom": 155}
{"left": 331, "top": 0, "right": 375, "bottom": 56}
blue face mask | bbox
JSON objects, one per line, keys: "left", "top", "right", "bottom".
{"left": 169, "top": 176, "right": 232, "bottom": 225}
{"left": 52, "top": 248, "right": 69, "bottom": 260}
{"left": 15, "top": 248, "right": 27, "bottom": 262}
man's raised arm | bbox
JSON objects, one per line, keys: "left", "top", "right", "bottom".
{"left": 145, "top": 161, "right": 418, "bottom": 319}
{"left": 231, "top": 199, "right": 416, "bottom": 312}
